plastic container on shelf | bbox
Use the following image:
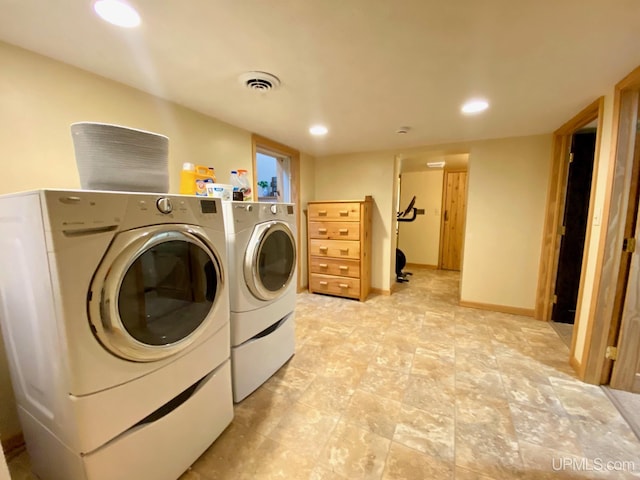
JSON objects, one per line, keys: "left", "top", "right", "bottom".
{"left": 206, "top": 183, "right": 233, "bottom": 201}
{"left": 180, "top": 163, "right": 216, "bottom": 195}
{"left": 236, "top": 169, "right": 252, "bottom": 201}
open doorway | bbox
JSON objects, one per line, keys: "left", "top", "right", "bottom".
{"left": 536, "top": 98, "right": 603, "bottom": 353}
{"left": 551, "top": 128, "right": 597, "bottom": 326}
{"left": 396, "top": 153, "right": 469, "bottom": 275}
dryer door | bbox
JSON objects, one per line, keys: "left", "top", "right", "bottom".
{"left": 243, "top": 221, "right": 296, "bottom": 301}
{"left": 89, "top": 224, "right": 224, "bottom": 362}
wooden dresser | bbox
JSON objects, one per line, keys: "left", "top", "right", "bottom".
{"left": 307, "top": 196, "right": 372, "bottom": 301}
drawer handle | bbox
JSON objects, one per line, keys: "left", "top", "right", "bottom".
{"left": 339, "top": 247, "right": 349, "bottom": 253}
{"left": 319, "top": 281, "right": 328, "bottom": 286}
{"left": 318, "top": 228, "right": 327, "bottom": 233}
{"left": 339, "top": 228, "right": 349, "bottom": 234}
{"left": 319, "top": 263, "right": 328, "bottom": 268}
{"left": 318, "top": 210, "right": 327, "bottom": 216}
{"left": 339, "top": 210, "right": 349, "bottom": 216}
{"left": 339, "top": 265, "right": 348, "bottom": 271}
{"left": 319, "top": 246, "right": 328, "bottom": 252}
{"left": 338, "top": 283, "right": 349, "bottom": 289}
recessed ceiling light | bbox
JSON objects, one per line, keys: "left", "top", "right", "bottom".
{"left": 427, "top": 161, "right": 446, "bottom": 168}
{"left": 396, "top": 126, "right": 411, "bottom": 134}
{"left": 94, "top": 0, "right": 141, "bottom": 28}
{"left": 309, "top": 125, "right": 328, "bottom": 136}
{"left": 461, "top": 99, "right": 489, "bottom": 115}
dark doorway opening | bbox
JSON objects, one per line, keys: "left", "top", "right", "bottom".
{"left": 552, "top": 131, "right": 597, "bottom": 324}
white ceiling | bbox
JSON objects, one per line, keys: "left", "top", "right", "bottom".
{"left": 1, "top": 0, "right": 640, "bottom": 158}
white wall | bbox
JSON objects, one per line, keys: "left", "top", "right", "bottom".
{"left": 398, "top": 170, "right": 444, "bottom": 266}
{"left": 314, "top": 151, "right": 397, "bottom": 292}
{"left": 460, "top": 135, "right": 553, "bottom": 310}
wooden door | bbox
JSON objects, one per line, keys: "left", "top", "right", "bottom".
{"left": 552, "top": 132, "right": 596, "bottom": 323}
{"left": 440, "top": 171, "right": 467, "bottom": 271}
{"left": 610, "top": 96, "right": 640, "bottom": 392}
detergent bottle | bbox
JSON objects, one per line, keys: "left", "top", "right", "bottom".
{"left": 237, "top": 169, "right": 252, "bottom": 201}
{"left": 180, "top": 163, "right": 215, "bottom": 195}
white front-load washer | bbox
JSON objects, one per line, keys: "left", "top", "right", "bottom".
{"left": 223, "top": 201, "right": 297, "bottom": 402}
{"left": 0, "top": 189, "right": 233, "bottom": 480}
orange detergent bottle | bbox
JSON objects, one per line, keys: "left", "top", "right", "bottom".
{"left": 179, "top": 163, "right": 216, "bottom": 195}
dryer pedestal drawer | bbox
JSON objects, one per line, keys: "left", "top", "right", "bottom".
{"left": 309, "top": 274, "right": 361, "bottom": 299}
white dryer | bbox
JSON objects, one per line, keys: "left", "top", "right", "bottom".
{"left": 0, "top": 190, "right": 233, "bottom": 480}
{"left": 223, "top": 201, "right": 297, "bottom": 402}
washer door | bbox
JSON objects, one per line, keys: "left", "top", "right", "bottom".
{"left": 243, "top": 221, "right": 296, "bottom": 301}
{"left": 89, "top": 225, "right": 224, "bottom": 362}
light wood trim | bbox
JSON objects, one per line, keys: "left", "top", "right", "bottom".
{"left": 2, "top": 433, "right": 24, "bottom": 457}
{"left": 582, "top": 66, "right": 640, "bottom": 385}
{"left": 536, "top": 97, "right": 602, "bottom": 322}
{"left": 406, "top": 263, "right": 438, "bottom": 269}
{"left": 459, "top": 300, "right": 535, "bottom": 318}
{"left": 370, "top": 287, "right": 391, "bottom": 296}
{"left": 555, "top": 100, "right": 602, "bottom": 135}
{"left": 360, "top": 199, "right": 372, "bottom": 301}
{"left": 251, "top": 134, "right": 301, "bottom": 290}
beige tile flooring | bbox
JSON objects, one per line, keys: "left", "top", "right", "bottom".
{"left": 8, "top": 268, "right": 640, "bottom": 479}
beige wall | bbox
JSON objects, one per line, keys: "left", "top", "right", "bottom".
{"left": 460, "top": 135, "right": 553, "bottom": 310}
{"left": 398, "top": 170, "right": 444, "bottom": 266}
{"left": 0, "top": 42, "right": 316, "bottom": 439}
{"left": 298, "top": 152, "right": 316, "bottom": 288}
{"left": 0, "top": 42, "right": 253, "bottom": 196}
{"left": 314, "top": 151, "right": 397, "bottom": 292}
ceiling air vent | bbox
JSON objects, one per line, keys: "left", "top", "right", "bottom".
{"left": 239, "top": 71, "right": 281, "bottom": 92}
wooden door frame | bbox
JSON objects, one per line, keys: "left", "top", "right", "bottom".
{"left": 536, "top": 65, "right": 640, "bottom": 384}
{"left": 251, "top": 134, "right": 302, "bottom": 292}
{"left": 582, "top": 66, "right": 640, "bottom": 385}
{"left": 536, "top": 98, "right": 603, "bottom": 328}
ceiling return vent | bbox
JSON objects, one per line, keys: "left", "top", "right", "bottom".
{"left": 239, "top": 71, "right": 281, "bottom": 91}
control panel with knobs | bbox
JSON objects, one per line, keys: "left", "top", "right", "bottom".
{"left": 156, "top": 197, "right": 173, "bottom": 214}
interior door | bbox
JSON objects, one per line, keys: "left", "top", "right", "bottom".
{"left": 552, "top": 132, "right": 596, "bottom": 323}
{"left": 610, "top": 96, "right": 640, "bottom": 393}
{"left": 440, "top": 170, "right": 467, "bottom": 271}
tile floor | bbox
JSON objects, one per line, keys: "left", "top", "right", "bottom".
{"left": 7, "top": 268, "right": 640, "bottom": 479}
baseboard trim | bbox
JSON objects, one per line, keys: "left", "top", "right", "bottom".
{"left": 2, "top": 432, "right": 24, "bottom": 457}
{"left": 459, "top": 300, "right": 535, "bottom": 318}
{"left": 371, "top": 287, "right": 391, "bottom": 296}
{"left": 405, "top": 263, "right": 437, "bottom": 270}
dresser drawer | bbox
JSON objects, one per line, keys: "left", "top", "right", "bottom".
{"left": 309, "top": 274, "right": 361, "bottom": 299}
{"left": 309, "top": 256, "right": 360, "bottom": 278}
{"left": 308, "top": 203, "right": 361, "bottom": 222}
{"left": 309, "top": 239, "right": 360, "bottom": 259}
{"left": 308, "top": 222, "right": 360, "bottom": 240}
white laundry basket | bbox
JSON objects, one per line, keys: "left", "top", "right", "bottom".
{"left": 71, "top": 122, "right": 169, "bottom": 193}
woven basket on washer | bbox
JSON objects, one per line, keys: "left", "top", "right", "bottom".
{"left": 71, "top": 122, "right": 169, "bottom": 193}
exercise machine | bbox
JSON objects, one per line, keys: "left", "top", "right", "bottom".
{"left": 396, "top": 196, "right": 417, "bottom": 282}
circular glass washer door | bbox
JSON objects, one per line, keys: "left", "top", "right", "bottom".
{"left": 243, "top": 221, "right": 296, "bottom": 301}
{"left": 89, "top": 224, "right": 224, "bottom": 362}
